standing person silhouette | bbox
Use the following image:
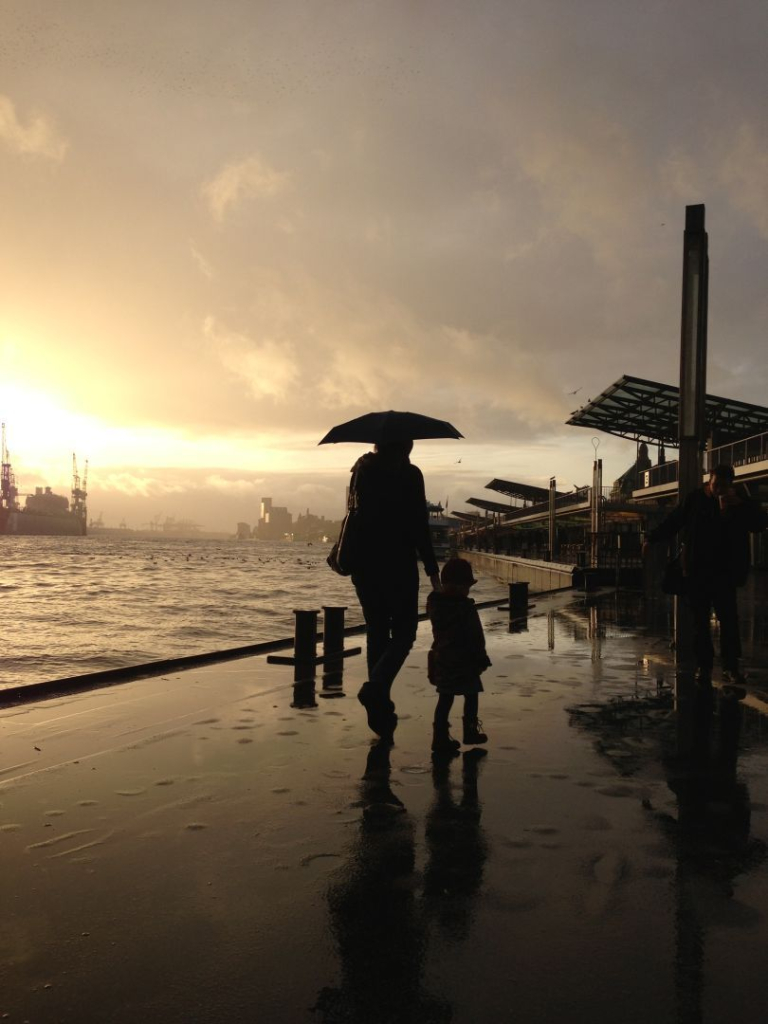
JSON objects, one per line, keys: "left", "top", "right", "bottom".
{"left": 351, "top": 440, "right": 440, "bottom": 740}
{"left": 644, "top": 463, "right": 767, "bottom": 692}
{"left": 427, "top": 557, "right": 491, "bottom": 752}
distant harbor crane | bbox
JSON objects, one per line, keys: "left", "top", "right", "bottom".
{"left": 71, "top": 453, "right": 88, "bottom": 522}
{"left": 1, "top": 423, "right": 19, "bottom": 510}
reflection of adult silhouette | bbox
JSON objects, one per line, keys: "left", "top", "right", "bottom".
{"left": 665, "top": 690, "right": 759, "bottom": 885}
{"left": 352, "top": 441, "right": 440, "bottom": 740}
{"left": 423, "top": 750, "right": 488, "bottom": 942}
{"left": 315, "top": 742, "right": 452, "bottom": 1024}
{"left": 659, "top": 689, "right": 765, "bottom": 1023}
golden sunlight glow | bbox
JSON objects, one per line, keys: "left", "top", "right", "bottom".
{"left": 0, "top": 374, "right": 326, "bottom": 488}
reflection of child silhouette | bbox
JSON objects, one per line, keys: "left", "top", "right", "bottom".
{"left": 424, "top": 750, "right": 488, "bottom": 941}
{"left": 427, "top": 558, "right": 491, "bottom": 754}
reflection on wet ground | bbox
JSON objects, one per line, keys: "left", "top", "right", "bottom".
{"left": 2, "top": 580, "right": 768, "bottom": 1021}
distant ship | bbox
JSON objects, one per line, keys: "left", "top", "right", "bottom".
{"left": 0, "top": 424, "right": 87, "bottom": 537}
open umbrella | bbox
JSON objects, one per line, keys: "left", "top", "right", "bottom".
{"left": 318, "top": 410, "right": 463, "bottom": 445}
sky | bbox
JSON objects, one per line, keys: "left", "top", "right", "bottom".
{"left": 1, "top": 0, "right": 767, "bottom": 531}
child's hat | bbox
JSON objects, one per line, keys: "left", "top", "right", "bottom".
{"left": 440, "top": 558, "right": 477, "bottom": 586}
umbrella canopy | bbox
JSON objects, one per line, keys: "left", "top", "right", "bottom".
{"left": 318, "top": 410, "right": 463, "bottom": 445}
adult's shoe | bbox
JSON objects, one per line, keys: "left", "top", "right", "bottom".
{"left": 358, "top": 684, "right": 395, "bottom": 737}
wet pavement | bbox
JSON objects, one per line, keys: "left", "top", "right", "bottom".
{"left": 3, "top": 583, "right": 768, "bottom": 1023}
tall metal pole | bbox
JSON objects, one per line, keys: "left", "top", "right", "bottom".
{"left": 548, "top": 477, "right": 556, "bottom": 561}
{"left": 678, "top": 204, "right": 709, "bottom": 504}
{"left": 590, "top": 458, "right": 602, "bottom": 569}
{"left": 676, "top": 204, "right": 709, "bottom": 726}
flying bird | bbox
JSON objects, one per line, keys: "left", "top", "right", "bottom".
{"left": 567, "top": 386, "right": 582, "bottom": 395}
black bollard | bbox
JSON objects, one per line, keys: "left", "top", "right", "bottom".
{"left": 508, "top": 582, "right": 529, "bottom": 619}
{"left": 292, "top": 679, "right": 318, "bottom": 709}
{"left": 267, "top": 607, "right": 361, "bottom": 695}
{"left": 321, "top": 605, "right": 346, "bottom": 695}
{"left": 293, "top": 609, "right": 319, "bottom": 683}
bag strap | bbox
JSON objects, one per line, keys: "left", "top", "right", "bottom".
{"left": 347, "top": 465, "right": 360, "bottom": 513}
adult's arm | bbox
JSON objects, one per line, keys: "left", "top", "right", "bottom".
{"left": 409, "top": 465, "right": 439, "bottom": 578}
{"left": 726, "top": 487, "right": 768, "bottom": 533}
{"left": 469, "top": 603, "right": 492, "bottom": 670}
{"left": 646, "top": 492, "right": 693, "bottom": 545}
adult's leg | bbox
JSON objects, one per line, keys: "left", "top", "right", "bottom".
{"left": 688, "top": 586, "right": 715, "bottom": 678}
{"left": 367, "top": 562, "right": 420, "bottom": 702}
{"left": 353, "top": 572, "right": 391, "bottom": 682}
{"left": 712, "top": 582, "right": 742, "bottom": 674}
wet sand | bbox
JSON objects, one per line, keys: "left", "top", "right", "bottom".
{"left": 3, "top": 585, "right": 768, "bottom": 1023}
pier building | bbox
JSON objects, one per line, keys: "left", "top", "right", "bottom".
{"left": 458, "top": 374, "right": 768, "bottom": 588}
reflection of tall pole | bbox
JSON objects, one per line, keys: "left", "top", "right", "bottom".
{"left": 588, "top": 604, "right": 600, "bottom": 658}
{"left": 676, "top": 204, "right": 709, "bottom": 682}
{"left": 548, "top": 476, "right": 556, "bottom": 561}
{"left": 671, "top": 695, "right": 749, "bottom": 1024}
{"left": 590, "top": 459, "right": 602, "bottom": 569}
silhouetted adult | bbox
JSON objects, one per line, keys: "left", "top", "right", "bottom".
{"left": 644, "top": 464, "right": 767, "bottom": 689}
{"left": 351, "top": 439, "right": 440, "bottom": 738}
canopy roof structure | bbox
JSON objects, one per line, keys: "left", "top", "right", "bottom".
{"left": 466, "top": 497, "right": 521, "bottom": 515}
{"left": 486, "top": 478, "right": 566, "bottom": 503}
{"left": 566, "top": 375, "right": 768, "bottom": 448}
{"left": 450, "top": 510, "right": 485, "bottom": 523}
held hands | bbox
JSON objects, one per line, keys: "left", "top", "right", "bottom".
{"left": 430, "top": 573, "right": 442, "bottom": 592}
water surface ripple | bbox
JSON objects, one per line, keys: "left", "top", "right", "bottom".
{"left": 0, "top": 536, "right": 501, "bottom": 689}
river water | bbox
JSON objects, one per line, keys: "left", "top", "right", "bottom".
{"left": 0, "top": 535, "right": 505, "bottom": 690}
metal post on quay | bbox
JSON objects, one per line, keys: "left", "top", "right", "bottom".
{"left": 675, "top": 203, "right": 709, "bottom": 738}
{"left": 267, "top": 607, "right": 362, "bottom": 701}
{"left": 497, "top": 581, "right": 529, "bottom": 631}
{"left": 321, "top": 605, "right": 347, "bottom": 696}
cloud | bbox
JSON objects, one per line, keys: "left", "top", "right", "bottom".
{"left": 98, "top": 472, "right": 188, "bottom": 498}
{"left": 201, "top": 154, "right": 290, "bottom": 221}
{"left": 204, "top": 473, "right": 265, "bottom": 492}
{"left": 719, "top": 123, "right": 768, "bottom": 239}
{"left": 190, "top": 243, "right": 214, "bottom": 280}
{"left": 193, "top": 261, "right": 571, "bottom": 441}
{"left": 203, "top": 315, "right": 299, "bottom": 400}
{"left": 0, "top": 95, "right": 68, "bottom": 162}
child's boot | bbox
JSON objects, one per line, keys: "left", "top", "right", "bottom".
{"left": 462, "top": 716, "right": 488, "bottom": 745}
{"left": 432, "top": 721, "right": 461, "bottom": 754}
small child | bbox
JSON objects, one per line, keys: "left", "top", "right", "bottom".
{"left": 427, "top": 557, "right": 491, "bottom": 754}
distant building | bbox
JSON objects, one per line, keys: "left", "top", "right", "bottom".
{"left": 256, "top": 497, "right": 292, "bottom": 540}
{"left": 293, "top": 509, "right": 343, "bottom": 543}
{"left": 236, "top": 522, "right": 252, "bottom": 540}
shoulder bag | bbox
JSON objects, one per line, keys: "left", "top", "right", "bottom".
{"left": 327, "top": 467, "right": 362, "bottom": 576}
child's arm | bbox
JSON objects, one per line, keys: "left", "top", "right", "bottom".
{"left": 468, "top": 603, "right": 491, "bottom": 671}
